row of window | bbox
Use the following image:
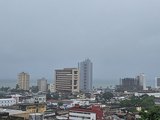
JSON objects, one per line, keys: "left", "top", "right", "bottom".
{"left": 69, "top": 115, "right": 90, "bottom": 119}
{"left": 0, "top": 100, "right": 16, "bottom": 103}
{"left": 70, "top": 111, "right": 91, "bottom": 114}
{"left": 0, "top": 104, "right": 14, "bottom": 106}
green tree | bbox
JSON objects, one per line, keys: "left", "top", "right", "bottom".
{"left": 31, "top": 86, "right": 38, "bottom": 93}
{"left": 0, "top": 92, "right": 5, "bottom": 98}
{"left": 140, "top": 95, "right": 155, "bottom": 109}
{"left": 0, "top": 86, "right": 10, "bottom": 92}
{"left": 140, "top": 106, "right": 160, "bottom": 120}
{"left": 102, "top": 92, "right": 113, "bottom": 101}
{"left": 120, "top": 95, "right": 155, "bottom": 111}
{"left": 16, "top": 84, "right": 19, "bottom": 90}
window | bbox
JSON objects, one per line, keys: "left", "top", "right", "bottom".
{"left": 74, "top": 80, "right": 77, "bottom": 85}
{"left": 74, "top": 71, "right": 78, "bottom": 74}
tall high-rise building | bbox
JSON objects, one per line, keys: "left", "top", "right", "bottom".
{"left": 37, "top": 78, "right": 47, "bottom": 92}
{"left": 136, "top": 73, "right": 146, "bottom": 90}
{"left": 55, "top": 68, "right": 79, "bottom": 93}
{"left": 79, "top": 59, "right": 93, "bottom": 92}
{"left": 155, "top": 77, "right": 160, "bottom": 89}
{"left": 18, "top": 72, "right": 30, "bottom": 90}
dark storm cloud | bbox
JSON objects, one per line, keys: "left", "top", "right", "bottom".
{"left": 0, "top": 0, "right": 160, "bottom": 85}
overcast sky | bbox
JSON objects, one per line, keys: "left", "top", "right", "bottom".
{"left": 0, "top": 0, "right": 160, "bottom": 84}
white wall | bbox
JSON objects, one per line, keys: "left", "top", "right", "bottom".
{"left": 69, "top": 111, "right": 96, "bottom": 120}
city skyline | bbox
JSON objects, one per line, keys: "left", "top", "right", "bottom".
{"left": 0, "top": 0, "right": 160, "bottom": 83}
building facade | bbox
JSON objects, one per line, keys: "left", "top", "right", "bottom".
{"left": 55, "top": 68, "right": 79, "bottom": 93}
{"left": 0, "top": 98, "right": 16, "bottom": 107}
{"left": 48, "top": 84, "right": 55, "bottom": 93}
{"left": 155, "top": 77, "right": 160, "bottom": 89}
{"left": 19, "top": 103, "right": 46, "bottom": 113}
{"left": 37, "top": 78, "right": 47, "bottom": 92}
{"left": 136, "top": 73, "right": 146, "bottom": 90}
{"left": 18, "top": 72, "right": 30, "bottom": 90}
{"left": 119, "top": 77, "right": 143, "bottom": 92}
{"left": 79, "top": 59, "right": 93, "bottom": 92}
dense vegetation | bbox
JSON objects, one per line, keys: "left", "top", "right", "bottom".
{"left": 120, "top": 94, "right": 155, "bottom": 109}
{"left": 96, "top": 92, "right": 114, "bottom": 103}
{"left": 139, "top": 106, "right": 160, "bottom": 120}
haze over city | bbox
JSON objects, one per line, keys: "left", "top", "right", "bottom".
{"left": 0, "top": 0, "right": 160, "bottom": 85}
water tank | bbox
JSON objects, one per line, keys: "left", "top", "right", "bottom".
{"left": 29, "top": 113, "right": 43, "bottom": 120}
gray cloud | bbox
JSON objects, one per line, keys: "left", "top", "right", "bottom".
{"left": 0, "top": 0, "right": 160, "bottom": 86}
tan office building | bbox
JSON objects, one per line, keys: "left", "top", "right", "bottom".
{"left": 18, "top": 72, "right": 30, "bottom": 90}
{"left": 55, "top": 68, "right": 79, "bottom": 93}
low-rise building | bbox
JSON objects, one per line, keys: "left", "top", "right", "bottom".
{"left": 11, "top": 94, "right": 22, "bottom": 104}
{"left": 0, "top": 98, "right": 16, "bottom": 107}
{"left": 0, "top": 109, "right": 29, "bottom": 120}
{"left": 48, "top": 84, "right": 55, "bottom": 93}
{"left": 19, "top": 103, "right": 46, "bottom": 113}
{"left": 34, "top": 95, "right": 46, "bottom": 103}
{"left": 135, "top": 92, "right": 160, "bottom": 97}
{"left": 69, "top": 104, "right": 104, "bottom": 120}
{"left": 21, "top": 94, "right": 46, "bottom": 104}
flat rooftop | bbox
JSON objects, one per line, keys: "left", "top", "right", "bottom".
{"left": 0, "top": 109, "right": 27, "bottom": 115}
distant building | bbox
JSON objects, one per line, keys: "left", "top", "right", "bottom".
{"left": 69, "top": 105, "right": 104, "bottom": 120}
{"left": 37, "top": 78, "right": 47, "bottom": 92}
{"left": 135, "top": 92, "right": 160, "bottom": 98}
{"left": 119, "top": 77, "right": 143, "bottom": 92}
{"left": 55, "top": 68, "right": 79, "bottom": 93}
{"left": 79, "top": 59, "right": 93, "bottom": 93}
{"left": 136, "top": 73, "right": 146, "bottom": 90}
{"left": 18, "top": 72, "right": 30, "bottom": 90}
{"left": 155, "top": 77, "right": 160, "bottom": 89}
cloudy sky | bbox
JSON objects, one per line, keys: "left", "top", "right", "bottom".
{"left": 0, "top": 0, "right": 160, "bottom": 85}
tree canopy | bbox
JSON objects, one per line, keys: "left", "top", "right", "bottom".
{"left": 139, "top": 106, "right": 160, "bottom": 120}
{"left": 120, "top": 94, "right": 155, "bottom": 109}
{"left": 102, "top": 92, "right": 114, "bottom": 101}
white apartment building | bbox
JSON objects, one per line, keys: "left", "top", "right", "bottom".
{"left": 136, "top": 73, "right": 146, "bottom": 90}
{"left": 79, "top": 59, "right": 93, "bottom": 92}
{"left": 0, "top": 98, "right": 16, "bottom": 107}
{"left": 55, "top": 68, "right": 79, "bottom": 93}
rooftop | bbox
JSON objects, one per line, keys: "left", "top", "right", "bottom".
{"left": 0, "top": 109, "right": 27, "bottom": 115}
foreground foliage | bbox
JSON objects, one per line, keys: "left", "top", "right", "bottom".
{"left": 139, "top": 106, "right": 160, "bottom": 120}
